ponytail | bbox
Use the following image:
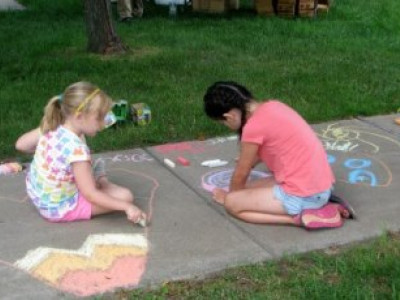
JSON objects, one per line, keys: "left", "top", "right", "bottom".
{"left": 38, "top": 82, "right": 112, "bottom": 134}
{"left": 40, "top": 95, "right": 64, "bottom": 133}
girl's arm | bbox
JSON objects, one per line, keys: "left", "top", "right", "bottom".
{"left": 229, "top": 142, "right": 259, "bottom": 191}
{"left": 15, "top": 128, "right": 41, "bottom": 154}
{"left": 72, "top": 161, "right": 132, "bottom": 212}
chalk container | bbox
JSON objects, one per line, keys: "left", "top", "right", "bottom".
{"left": 131, "top": 103, "right": 151, "bottom": 126}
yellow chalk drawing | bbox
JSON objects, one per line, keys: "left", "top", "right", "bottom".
{"left": 318, "top": 123, "right": 400, "bottom": 153}
{"left": 33, "top": 246, "right": 145, "bottom": 284}
{"left": 14, "top": 234, "right": 148, "bottom": 282}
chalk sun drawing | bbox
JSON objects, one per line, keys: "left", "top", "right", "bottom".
{"left": 202, "top": 169, "right": 271, "bottom": 192}
{"left": 318, "top": 123, "right": 400, "bottom": 153}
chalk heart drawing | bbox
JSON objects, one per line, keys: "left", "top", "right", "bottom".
{"left": 202, "top": 169, "right": 271, "bottom": 192}
{"left": 14, "top": 234, "right": 148, "bottom": 297}
{"left": 2, "top": 167, "right": 159, "bottom": 297}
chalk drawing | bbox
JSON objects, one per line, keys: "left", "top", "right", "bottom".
{"left": 154, "top": 141, "right": 205, "bottom": 154}
{"left": 348, "top": 169, "right": 378, "bottom": 186}
{"left": 14, "top": 234, "right": 148, "bottom": 296}
{"left": 319, "top": 123, "right": 372, "bottom": 153}
{"left": 328, "top": 155, "right": 391, "bottom": 187}
{"left": 344, "top": 158, "right": 372, "bottom": 169}
{"left": 7, "top": 168, "right": 159, "bottom": 297}
{"left": 101, "top": 153, "right": 154, "bottom": 163}
{"left": 318, "top": 123, "right": 400, "bottom": 153}
{"left": 202, "top": 169, "right": 270, "bottom": 192}
{"left": 318, "top": 123, "right": 399, "bottom": 187}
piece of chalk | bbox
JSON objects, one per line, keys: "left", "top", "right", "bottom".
{"left": 177, "top": 156, "right": 190, "bottom": 166}
{"left": 207, "top": 160, "right": 228, "bottom": 168}
{"left": 201, "top": 159, "right": 229, "bottom": 168}
{"left": 138, "top": 218, "right": 147, "bottom": 227}
{"left": 164, "top": 158, "right": 176, "bottom": 168}
{"left": 201, "top": 159, "right": 222, "bottom": 167}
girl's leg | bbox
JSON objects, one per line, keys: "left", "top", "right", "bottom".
{"left": 91, "top": 177, "right": 134, "bottom": 216}
{"left": 97, "top": 177, "right": 133, "bottom": 203}
{"left": 224, "top": 187, "right": 298, "bottom": 225}
{"left": 213, "top": 177, "right": 275, "bottom": 205}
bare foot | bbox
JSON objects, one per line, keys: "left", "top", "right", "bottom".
{"left": 292, "top": 214, "right": 302, "bottom": 226}
{"left": 212, "top": 188, "right": 227, "bottom": 205}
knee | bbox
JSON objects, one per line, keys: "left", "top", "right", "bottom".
{"left": 224, "top": 193, "right": 240, "bottom": 216}
{"left": 122, "top": 188, "right": 134, "bottom": 203}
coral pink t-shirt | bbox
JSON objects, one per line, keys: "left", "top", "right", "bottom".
{"left": 241, "top": 101, "right": 335, "bottom": 196}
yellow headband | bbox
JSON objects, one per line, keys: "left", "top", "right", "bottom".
{"left": 75, "top": 88, "right": 100, "bottom": 115}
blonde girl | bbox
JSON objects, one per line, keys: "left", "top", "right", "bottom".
{"left": 16, "top": 82, "right": 146, "bottom": 224}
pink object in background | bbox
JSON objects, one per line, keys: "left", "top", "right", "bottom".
{"left": 0, "top": 162, "right": 23, "bottom": 175}
{"left": 176, "top": 156, "right": 190, "bottom": 166}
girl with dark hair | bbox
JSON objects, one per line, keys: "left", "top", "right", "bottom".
{"left": 203, "top": 81, "right": 352, "bottom": 229}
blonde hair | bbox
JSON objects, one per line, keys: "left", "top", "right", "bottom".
{"left": 40, "top": 82, "right": 112, "bottom": 133}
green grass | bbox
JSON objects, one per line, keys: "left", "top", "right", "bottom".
{"left": 1, "top": 1, "right": 400, "bottom": 297}
{"left": 1, "top": 0, "right": 399, "bottom": 160}
{"left": 123, "top": 231, "right": 400, "bottom": 299}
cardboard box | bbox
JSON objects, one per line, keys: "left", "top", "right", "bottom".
{"left": 192, "top": 0, "right": 227, "bottom": 12}
{"left": 254, "top": 0, "right": 274, "bottom": 15}
{"left": 276, "top": 0, "right": 296, "bottom": 17}
{"left": 298, "top": 0, "right": 317, "bottom": 17}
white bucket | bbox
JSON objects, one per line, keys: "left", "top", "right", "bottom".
{"left": 154, "top": 0, "right": 186, "bottom": 5}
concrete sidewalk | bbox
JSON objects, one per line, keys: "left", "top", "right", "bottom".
{"left": 1, "top": 115, "right": 399, "bottom": 298}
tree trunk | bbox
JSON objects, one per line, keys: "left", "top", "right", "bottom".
{"left": 84, "top": 0, "right": 128, "bottom": 54}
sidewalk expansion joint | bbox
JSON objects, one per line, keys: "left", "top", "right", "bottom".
{"left": 143, "top": 148, "right": 278, "bottom": 257}
{"left": 356, "top": 116, "right": 400, "bottom": 137}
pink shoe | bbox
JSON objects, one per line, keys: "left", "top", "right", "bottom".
{"left": 329, "top": 194, "right": 356, "bottom": 219}
{"left": 301, "top": 203, "right": 343, "bottom": 230}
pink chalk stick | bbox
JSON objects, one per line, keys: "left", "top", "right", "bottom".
{"left": 177, "top": 156, "right": 190, "bottom": 166}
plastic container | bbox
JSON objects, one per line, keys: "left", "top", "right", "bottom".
{"left": 131, "top": 103, "right": 151, "bottom": 126}
{"left": 112, "top": 100, "right": 129, "bottom": 124}
{"left": 154, "top": 0, "right": 185, "bottom": 5}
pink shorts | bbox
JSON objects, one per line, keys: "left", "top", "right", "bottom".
{"left": 50, "top": 194, "right": 92, "bottom": 222}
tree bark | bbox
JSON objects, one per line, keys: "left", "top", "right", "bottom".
{"left": 84, "top": 0, "right": 128, "bottom": 54}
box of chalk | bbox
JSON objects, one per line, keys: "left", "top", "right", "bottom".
{"left": 131, "top": 103, "right": 151, "bottom": 126}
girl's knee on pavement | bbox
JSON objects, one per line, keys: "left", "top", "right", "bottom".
{"left": 224, "top": 193, "right": 242, "bottom": 215}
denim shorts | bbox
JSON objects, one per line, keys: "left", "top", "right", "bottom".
{"left": 273, "top": 185, "right": 331, "bottom": 215}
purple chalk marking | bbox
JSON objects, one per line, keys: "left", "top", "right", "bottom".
{"left": 201, "top": 169, "right": 271, "bottom": 192}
